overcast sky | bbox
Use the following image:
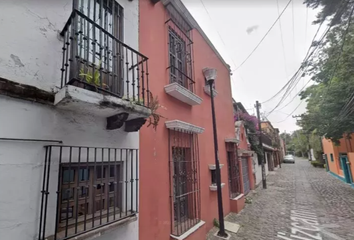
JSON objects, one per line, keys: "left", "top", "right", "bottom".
{"left": 182, "top": 0, "right": 322, "bottom": 134}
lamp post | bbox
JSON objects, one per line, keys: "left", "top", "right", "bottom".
{"left": 203, "top": 68, "right": 227, "bottom": 238}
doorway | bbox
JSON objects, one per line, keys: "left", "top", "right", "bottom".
{"left": 340, "top": 155, "right": 352, "bottom": 183}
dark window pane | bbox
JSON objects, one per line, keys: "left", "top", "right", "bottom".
{"left": 97, "top": 183, "right": 105, "bottom": 194}
{"left": 79, "top": 186, "right": 89, "bottom": 198}
{"left": 110, "top": 166, "right": 115, "bottom": 177}
{"left": 96, "top": 166, "right": 106, "bottom": 179}
{"left": 79, "top": 168, "right": 89, "bottom": 181}
{"left": 62, "top": 169, "right": 74, "bottom": 183}
{"left": 61, "top": 188, "right": 74, "bottom": 201}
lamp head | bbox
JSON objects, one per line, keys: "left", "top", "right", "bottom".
{"left": 203, "top": 67, "right": 217, "bottom": 84}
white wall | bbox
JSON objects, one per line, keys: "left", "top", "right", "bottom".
{"left": 0, "top": 0, "right": 140, "bottom": 240}
{"left": 0, "top": 96, "right": 139, "bottom": 240}
{"left": 0, "top": 0, "right": 139, "bottom": 93}
{"left": 254, "top": 154, "right": 269, "bottom": 186}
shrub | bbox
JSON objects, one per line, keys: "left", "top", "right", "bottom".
{"left": 311, "top": 161, "right": 325, "bottom": 168}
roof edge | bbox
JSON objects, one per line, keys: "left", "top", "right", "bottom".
{"left": 161, "top": 0, "right": 231, "bottom": 72}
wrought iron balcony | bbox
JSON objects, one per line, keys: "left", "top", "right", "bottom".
{"left": 55, "top": 1, "right": 151, "bottom": 130}
{"left": 37, "top": 145, "right": 139, "bottom": 240}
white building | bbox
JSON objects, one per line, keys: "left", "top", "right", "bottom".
{"left": 0, "top": 1, "right": 150, "bottom": 240}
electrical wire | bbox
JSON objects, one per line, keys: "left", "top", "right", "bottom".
{"left": 274, "top": 100, "right": 303, "bottom": 123}
{"left": 262, "top": 2, "right": 350, "bottom": 112}
{"left": 233, "top": 0, "right": 292, "bottom": 71}
{"left": 276, "top": 0, "right": 288, "bottom": 76}
{"left": 199, "top": 0, "right": 241, "bottom": 84}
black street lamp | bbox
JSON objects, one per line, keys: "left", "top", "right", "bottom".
{"left": 203, "top": 68, "right": 227, "bottom": 238}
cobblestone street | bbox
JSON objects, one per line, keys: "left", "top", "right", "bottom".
{"left": 207, "top": 158, "right": 354, "bottom": 240}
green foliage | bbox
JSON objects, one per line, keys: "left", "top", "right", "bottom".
{"left": 290, "top": 130, "right": 309, "bottom": 157}
{"left": 213, "top": 218, "right": 219, "bottom": 228}
{"left": 311, "top": 161, "right": 325, "bottom": 168}
{"left": 79, "top": 61, "right": 108, "bottom": 89}
{"left": 304, "top": 0, "right": 352, "bottom": 25}
{"left": 298, "top": 15, "right": 354, "bottom": 143}
{"left": 245, "top": 197, "right": 253, "bottom": 204}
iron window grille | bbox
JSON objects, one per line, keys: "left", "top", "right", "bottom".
{"left": 38, "top": 145, "right": 139, "bottom": 240}
{"left": 60, "top": 0, "right": 150, "bottom": 107}
{"left": 168, "top": 129, "right": 201, "bottom": 236}
{"left": 226, "top": 143, "right": 242, "bottom": 199}
{"left": 165, "top": 4, "right": 195, "bottom": 92}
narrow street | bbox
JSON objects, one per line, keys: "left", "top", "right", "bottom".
{"left": 208, "top": 158, "right": 354, "bottom": 240}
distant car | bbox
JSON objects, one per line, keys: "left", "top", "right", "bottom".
{"left": 283, "top": 154, "right": 295, "bottom": 164}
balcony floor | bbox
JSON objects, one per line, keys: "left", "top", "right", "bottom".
{"left": 54, "top": 85, "right": 151, "bottom": 121}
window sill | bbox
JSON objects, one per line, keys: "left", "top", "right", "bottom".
{"left": 231, "top": 193, "right": 244, "bottom": 201}
{"left": 50, "top": 214, "right": 137, "bottom": 240}
{"left": 170, "top": 220, "right": 205, "bottom": 240}
{"left": 209, "top": 183, "right": 225, "bottom": 191}
{"left": 165, "top": 82, "right": 202, "bottom": 106}
{"left": 204, "top": 85, "right": 218, "bottom": 97}
{"left": 208, "top": 164, "right": 224, "bottom": 170}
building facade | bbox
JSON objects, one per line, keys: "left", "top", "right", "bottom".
{"left": 139, "top": 0, "right": 238, "bottom": 239}
{"left": 0, "top": 0, "right": 150, "bottom": 239}
{"left": 322, "top": 135, "right": 354, "bottom": 185}
{"left": 261, "top": 121, "right": 281, "bottom": 170}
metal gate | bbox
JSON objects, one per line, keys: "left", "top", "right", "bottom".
{"left": 241, "top": 157, "right": 250, "bottom": 195}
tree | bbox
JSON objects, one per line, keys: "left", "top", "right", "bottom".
{"left": 290, "top": 130, "right": 309, "bottom": 157}
{"left": 304, "top": 0, "right": 353, "bottom": 25}
{"left": 298, "top": 12, "right": 354, "bottom": 143}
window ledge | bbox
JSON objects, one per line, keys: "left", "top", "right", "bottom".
{"left": 225, "top": 138, "right": 239, "bottom": 144}
{"left": 231, "top": 193, "right": 244, "bottom": 201}
{"left": 48, "top": 215, "right": 137, "bottom": 240}
{"left": 165, "top": 120, "right": 204, "bottom": 134}
{"left": 209, "top": 183, "right": 225, "bottom": 191}
{"left": 165, "top": 82, "right": 202, "bottom": 106}
{"left": 170, "top": 220, "right": 205, "bottom": 240}
{"left": 204, "top": 85, "right": 218, "bottom": 97}
{"left": 208, "top": 164, "right": 224, "bottom": 170}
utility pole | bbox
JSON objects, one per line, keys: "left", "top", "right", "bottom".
{"left": 255, "top": 101, "right": 266, "bottom": 189}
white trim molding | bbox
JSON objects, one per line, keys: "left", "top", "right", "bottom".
{"left": 165, "top": 120, "right": 204, "bottom": 134}
{"left": 203, "top": 85, "right": 218, "bottom": 97}
{"left": 209, "top": 183, "right": 225, "bottom": 191}
{"left": 208, "top": 164, "right": 224, "bottom": 170}
{"left": 164, "top": 82, "right": 202, "bottom": 106}
{"left": 231, "top": 193, "right": 244, "bottom": 201}
{"left": 262, "top": 143, "right": 275, "bottom": 151}
{"left": 225, "top": 138, "right": 239, "bottom": 144}
{"left": 170, "top": 221, "right": 205, "bottom": 240}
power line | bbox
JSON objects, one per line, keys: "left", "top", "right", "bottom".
{"left": 199, "top": 0, "right": 241, "bottom": 85}
{"left": 233, "top": 0, "right": 292, "bottom": 71}
{"left": 292, "top": 0, "right": 296, "bottom": 59}
{"left": 276, "top": 0, "right": 288, "bottom": 76}
{"left": 199, "top": 0, "right": 238, "bottom": 70}
{"left": 277, "top": 78, "right": 312, "bottom": 111}
{"left": 262, "top": 3, "right": 348, "bottom": 110}
{"left": 274, "top": 100, "right": 303, "bottom": 123}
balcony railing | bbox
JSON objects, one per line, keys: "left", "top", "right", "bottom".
{"left": 60, "top": 5, "right": 150, "bottom": 107}
{"left": 38, "top": 145, "right": 138, "bottom": 240}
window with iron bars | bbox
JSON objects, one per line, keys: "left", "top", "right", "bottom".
{"left": 38, "top": 146, "right": 138, "bottom": 240}
{"left": 169, "top": 129, "right": 201, "bottom": 236}
{"left": 60, "top": 0, "right": 150, "bottom": 106}
{"left": 166, "top": 4, "right": 194, "bottom": 92}
{"left": 226, "top": 143, "right": 242, "bottom": 198}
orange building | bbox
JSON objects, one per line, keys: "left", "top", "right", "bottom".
{"left": 322, "top": 134, "right": 354, "bottom": 185}
{"left": 138, "top": 0, "right": 245, "bottom": 239}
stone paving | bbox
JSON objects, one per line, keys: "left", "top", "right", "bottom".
{"left": 207, "top": 158, "right": 354, "bottom": 240}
